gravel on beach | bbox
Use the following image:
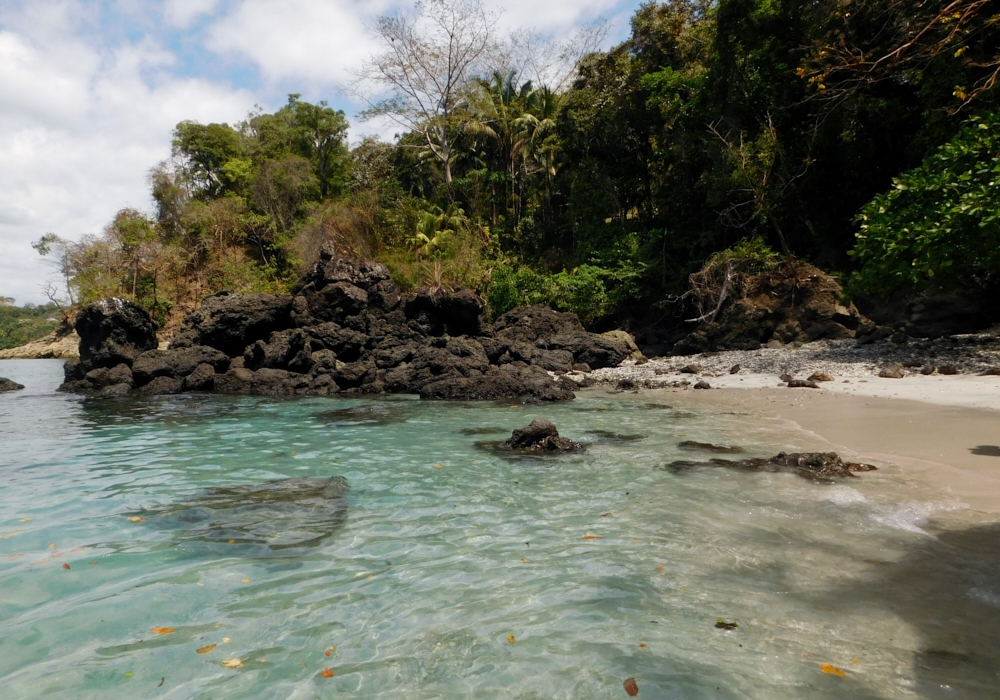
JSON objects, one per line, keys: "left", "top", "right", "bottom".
{"left": 584, "top": 334, "right": 1000, "bottom": 388}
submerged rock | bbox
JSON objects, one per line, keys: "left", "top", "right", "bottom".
{"left": 503, "top": 418, "right": 582, "bottom": 452}
{"left": 665, "top": 451, "right": 877, "bottom": 482}
{"left": 678, "top": 440, "right": 745, "bottom": 454}
{"left": 140, "top": 476, "right": 348, "bottom": 550}
{"left": 0, "top": 377, "right": 25, "bottom": 392}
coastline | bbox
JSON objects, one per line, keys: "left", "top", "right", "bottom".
{"left": 647, "top": 381, "right": 1000, "bottom": 514}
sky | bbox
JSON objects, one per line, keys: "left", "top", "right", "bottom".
{"left": 0, "top": 0, "right": 643, "bottom": 305}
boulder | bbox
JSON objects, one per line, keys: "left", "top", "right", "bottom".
{"left": 503, "top": 418, "right": 582, "bottom": 452}
{"left": 404, "top": 287, "right": 488, "bottom": 337}
{"left": 75, "top": 298, "right": 158, "bottom": 369}
{"left": 787, "top": 379, "right": 819, "bottom": 388}
{"left": 170, "top": 292, "right": 295, "bottom": 356}
{"left": 601, "top": 330, "right": 645, "bottom": 362}
{"left": 879, "top": 363, "right": 906, "bottom": 378}
{"left": 807, "top": 371, "right": 835, "bottom": 382}
{"left": 0, "top": 377, "right": 25, "bottom": 392}
{"left": 183, "top": 363, "right": 216, "bottom": 391}
{"left": 132, "top": 346, "right": 230, "bottom": 385}
{"left": 136, "top": 376, "right": 184, "bottom": 395}
{"left": 666, "top": 451, "right": 876, "bottom": 481}
{"left": 673, "top": 261, "right": 874, "bottom": 354}
{"left": 215, "top": 367, "right": 255, "bottom": 394}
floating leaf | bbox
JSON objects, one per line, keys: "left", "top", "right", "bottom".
{"left": 820, "top": 663, "right": 846, "bottom": 677}
{"left": 507, "top": 634, "right": 515, "bottom": 644}
{"left": 49, "top": 543, "right": 56, "bottom": 549}
{"left": 601, "top": 513, "right": 612, "bottom": 517}
{"left": 852, "top": 658, "right": 859, "bottom": 664}
{"left": 228, "top": 539, "right": 236, "bottom": 544}
{"left": 196, "top": 644, "right": 217, "bottom": 654}
{"left": 222, "top": 658, "right": 244, "bottom": 669}
{"left": 320, "top": 668, "right": 335, "bottom": 678}
{"left": 433, "top": 465, "right": 443, "bottom": 469}
{"left": 123, "top": 672, "right": 134, "bottom": 678}
{"left": 19, "top": 518, "right": 31, "bottom": 522}
{"left": 242, "top": 578, "right": 250, "bottom": 583}
{"left": 639, "top": 643, "right": 647, "bottom": 648}
{"left": 127, "top": 517, "right": 146, "bottom": 523}
{"left": 624, "top": 677, "right": 639, "bottom": 696}
{"left": 2, "top": 531, "right": 25, "bottom": 539}
{"left": 522, "top": 558, "right": 529, "bottom": 562}
{"left": 325, "top": 650, "right": 331, "bottom": 656}
{"left": 715, "top": 620, "right": 738, "bottom": 630}
{"left": 151, "top": 628, "right": 174, "bottom": 635}
{"left": 222, "top": 637, "right": 230, "bottom": 643}
{"left": 583, "top": 536, "right": 601, "bottom": 540}
{"left": 63, "top": 563, "right": 70, "bottom": 570}
{"left": 656, "top": 564, "right": 665, "bottom": 572}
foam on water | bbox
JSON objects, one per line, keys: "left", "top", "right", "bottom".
{"left": 1, "top": 359, "right": 999, "bottom": 699}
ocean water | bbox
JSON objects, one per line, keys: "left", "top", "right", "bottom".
{"left": 1, "top": 359, "right": 999, "bottom": 699}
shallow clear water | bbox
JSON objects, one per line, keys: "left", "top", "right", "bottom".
{"left": 2, "top": 359, "right": 999, "bottom": 699}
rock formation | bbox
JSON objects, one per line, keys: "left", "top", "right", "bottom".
{"left": 0, "top": 377, "right": 25, "bottom": 392}
{"left": 665, "top": 451, "right": 877, "bottom": 481}
{"left": 503, "top": 418, "right": 582, "bottom": 451}
{"left": 674, "top": 261, "right": 874, "bottom": 354}
{"left": 60, "top": 247, "right": 630, "bottom": 400}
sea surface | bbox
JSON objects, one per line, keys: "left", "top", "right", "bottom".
{"left": 1, "top": 359, "right": 999, "bottom": 699}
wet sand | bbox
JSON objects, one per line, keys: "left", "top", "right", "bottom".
{"left": 661, "top": 380, "right": 1000, "bottom": 514}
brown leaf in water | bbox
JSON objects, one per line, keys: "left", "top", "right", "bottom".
{"left": 601, "top": 513, "right": 612, "bottom": 517}
{"left": 715, "top": 620, "right": 738, "bottom": 630}
{"left": 820, "top": 663, "right": 846, "bottom": 677}
{"left": 320, "top": 668, "right": 335, "bottom": 678}
{"left": 433, "top": 465, "right": 443, "bottom": 469}
{"left": 507, "top": 634, "right": 515, "bottom": 644}
{"left": 222, "top": 658, "right": 244, "bottom": 669}
{"left": 196, "top": 644, "right": 217, "bottom": 654}
{"left": 656, "top": 564, "right": 666, "bottom": 572}
{"left": 639, "top": 643, "right": 647, "bottom": 648}
{"left": 583, "top": 536, "right": 601, "bottom": 540}
{"left": 62, "top": 563, "right": 70, "bottom": 569}
{"left": 624, "top": 677, "right": 639, "bottom": 696}
{"left": 151, "top": 628, "right": 174, "bottom": 635}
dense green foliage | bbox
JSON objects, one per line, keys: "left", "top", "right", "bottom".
{"left": 850, "top": 114, "right": 1000, "bottom": 296}
{"left": 0, "top": 303, "right": 62, "bottom": 350}
{"left": 35, "top": 0, "right": 1000, "bottom": 329}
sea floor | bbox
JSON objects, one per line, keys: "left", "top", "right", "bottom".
{"left": 1, "top": 359, "right": 998, "bottom": 699}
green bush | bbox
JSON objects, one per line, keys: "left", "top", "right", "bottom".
{"left": 850, "top": 112, "right": 1000, "bottom": 296}
{"left": 0, "top": 304, "right": 63, "bottom": 349}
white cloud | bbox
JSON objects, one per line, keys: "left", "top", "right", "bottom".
{"left": 0, "top": 1, "right": 256, "bottom": 304}
{"left": 164, "top": 0, "right": 222, "bottom": 28}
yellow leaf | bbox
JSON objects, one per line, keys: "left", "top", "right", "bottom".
{"left": 222, "top": 637, "right": 230, "bottom": 643}
{"left": 222, "top": 658, "right": 244, "bottom": 669}
{"left": 522, "top": 558, "right": 529, "bottom": 562}
{"left": 128, "top": 517, "right": 146, "bottom": 522}
{"left": 49, "top": 543, "right": 56, "bottom": 549}
{"left": 242, "top": 578, "right": 250, "bottom": 583}
{"left": 507, "top": 634, "right": 516, "bottom": 644}
{"left": 151, "top": 627, "right": 174, "bottom": 635}
{"left": 821, "top": 663, "right": 846, "bottom": 677}
{"left": 434, "top": 465, "right": 443, "bottom": 469}
{"left": 852, "top": 658, "right": 859, "bottom": 664}
{"left": 196, "top": 644, "right": 217, "bottom": 654}
{"left": 1, "top": 531, "right": 22, "bottom": 539}
{"left": 18, "top": 518, "right": 31, "bottom": 523}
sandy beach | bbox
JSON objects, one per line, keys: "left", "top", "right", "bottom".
{"left": 641, "top": 375, "right": 1000, "bottom": 513}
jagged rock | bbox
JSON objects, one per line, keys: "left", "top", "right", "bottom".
{"left": 921, "top": 365, "right": 936, "bottom": 375}
{"left": 503, "top": 418, "right": 582, "bottom": 452}
{"left": 136, "top": 376, "right": 184, "bottom": 395}
{"left": 75, "top": 298, "right": 158, "bottom": 369}
{"left": 787, "top": 379, "right": 820, "bottom": 388}
{"left": 132, "top": 346, "right": 230, "bottom": 385}
{"left": 729, "top": 364, "right": 741, "bottom": 374}
{"left": 879, "top": 363, "right": 906, "bottom": 378}
{"left": 808, "top": 371, "right": 834, "bottom": 382}
{"left": 673, "top": 261, "right": 874, "bottom": 354}
{"left": 0, "top": 377, "right": 25, "bottom": 392}
{"left": 666, "top": 451, "right": 877, "bottom": 481}
{"left": 694, "top": 380, "right": 712, "bottom": 389}
{"left": 938, "top": 364, "right": 960, "bottom": 375}
{"left": 601, "top": 330, "right": 645, "bottom": 362}
{"left": 60, "top": 255, "right": 629, "bottom": 400}
{"left": 680, "top": 364, "right": 700, "bottom": 374}
{"left": 170, "top": 292, "right": 295, "bottom": 357}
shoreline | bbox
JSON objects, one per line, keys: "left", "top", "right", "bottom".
{"left": 649, "top": 383, "right": 1000, "bottom": 514}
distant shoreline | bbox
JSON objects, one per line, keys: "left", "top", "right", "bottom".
{"left": 0, "top": 331, "right": 79, "bottom": 360}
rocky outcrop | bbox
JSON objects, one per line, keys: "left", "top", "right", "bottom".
{"left": 674, "top": 262, "right": 874, "bottom": 354}
{"left": 0, "top": 377, "right": 25, "bottom": 392}
{"left": 59, "top": 247, "right": 629, "bottom": 400}
{"left": 503, "top": 418, "right": 582, "bottom": 451}
{"left": 666, "top": 451, "right": 877, "bottom": 482}
{"left": 0, "top": 329, "right": 80, "bottom": 360}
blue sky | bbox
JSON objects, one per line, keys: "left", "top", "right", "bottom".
{"left": 0, "top": 0, "right": 645, "bottom": 304}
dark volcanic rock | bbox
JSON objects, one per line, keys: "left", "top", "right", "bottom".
{"left": 75, "top": 298, "right": 158, "bottom": 369}
{"left": 787, "top": 379, "right": 819, "bottom": 388}
{"left": 503, "top": 418, "right": 582, "bottom": 452}
{"left": 170, "top": 292, "right": 295, "bottom": 356}
{"left": 0, "top": 377, "right": 25, "bottom": 392}
{"left": 665, "top": 451, "right": 877, "bottom": 482}
{"left": 678, "top": 440, "right": 744, "bottom": 454}
{"left": 60, "top": 254, "right": 628, "bottom": 400}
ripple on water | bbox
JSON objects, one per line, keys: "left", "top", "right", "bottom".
{"left": 1, "top": 364, "right": 998, "bottom": 699}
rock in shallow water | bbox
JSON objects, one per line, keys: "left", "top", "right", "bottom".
{"left": 665, "top": 451, "right": 877, "bottom": 482}
{"left": 0, "top": 377, "right": 25, "bottom": 392}
{"left": 503, "top": 418, "right": 583, "bottom": 452}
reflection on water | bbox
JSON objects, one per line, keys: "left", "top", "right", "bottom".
{"left": 1, "top": 360, "right": 998, "bottom": 699}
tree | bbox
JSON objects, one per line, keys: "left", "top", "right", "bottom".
{"left": 355, "top": 0, "right": 498, "bottom": 183}
{"left": 32, "top": 233, "right": 77, "bottom": 306}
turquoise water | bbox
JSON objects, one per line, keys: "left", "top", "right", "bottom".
{"left": 1, "top": 359, "right": 999, "bottom": 699}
